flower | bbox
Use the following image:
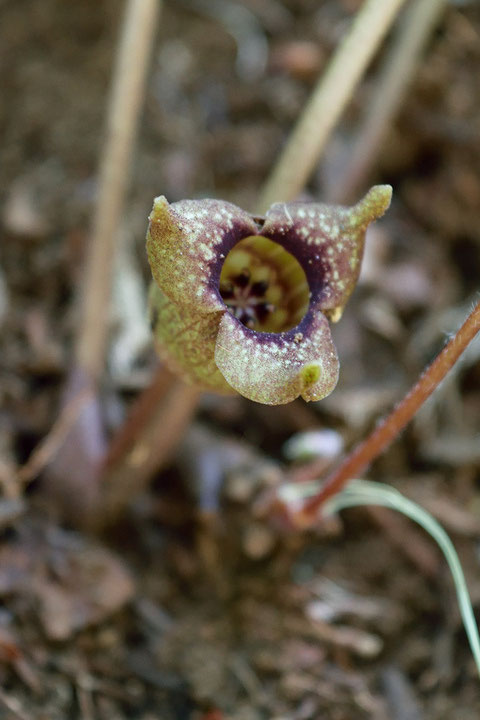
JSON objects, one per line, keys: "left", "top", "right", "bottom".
{"left": 146, "top": 185, "right": 392, "bottom": 405}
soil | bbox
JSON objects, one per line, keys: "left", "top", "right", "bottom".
{"left": 0, "top": 1, "right": 480, "bottom": 718}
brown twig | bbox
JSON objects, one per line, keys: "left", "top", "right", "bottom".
{"left": 0, "top": 687, "right": 30, "bottom": 720}
{"left": 293, "top": 300, "right": 480, "bottom": 524}
{"left": 94, "top": 368, "right": 201, "bottom": 528}
{"left": 366, "top": 505, "right": 440, "bottom": 577}
{"left": 101, "top": 365, "right": 174, "bottom": 472}
{"left": 16, "top": 389, "right": 92, "bottom": 489}
{"left": 256, "top": 0, "right": 407, "bottom": 213}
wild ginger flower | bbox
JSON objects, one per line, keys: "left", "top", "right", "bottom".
{"left": 146, "top": 185, "right": 392, "bottom": 405}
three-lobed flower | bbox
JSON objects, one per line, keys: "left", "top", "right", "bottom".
{"left": 146, "top": 186, "right": 392, "bottom": 405}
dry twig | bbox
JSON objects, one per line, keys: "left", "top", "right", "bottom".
{"left": 76, "top": 0, "right": 160, "bottom": 383}
{"left": 45, "top": 0, "right": 160, "bottom": 523}
{"left": 0, "top": 687, "right": 30, "bottom": 720}
{"left": 331, "top": 0, "right": 447, "bottom": 203}
{"left": 257, "top": 0, "right": 408, "bottom": 213}
{"left": 16, "top": 390, "right": 92, "bottom": 489}
{"left": 95, "top": 367, "right": 201, "bottom": 527}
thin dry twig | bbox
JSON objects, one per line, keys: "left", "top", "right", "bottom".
{"left": 0, "top": 687, "right": 30, "bottom": 720}
{"left": 256, "top": 0, "right": 408, "bottom": 213}
{"left": 331, "top": 0, "right": 447, "bottom": 203}
{"left": 76, "top": 0, "right": 160, "bottom": 384}
{"left": 366, "top": 505, "right": 440, "bottom": 577}
{"left": 44, "top": 0, "right": 160, "bottom": 524}
{"left": 16, "top": 390, "right": 93, "bottom": 489}
{"left": 0, "top": 456, "right": 19, "bottom": 499}
{"left": 294, "top": 299, "right": 480, "bottom": 525}
{"left": 75, "top": 674, "right": 96, "bottom": 720}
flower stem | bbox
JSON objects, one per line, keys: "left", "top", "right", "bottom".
{"left": 256, "top": 0, "right": 407, "bottom": 214}
{"left": 297, "top": 299, "right": 480, "bottom": 523}
{"left": 94, "top": 365, "right": 201, "bottom": 528}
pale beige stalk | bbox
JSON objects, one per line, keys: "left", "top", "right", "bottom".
{"left": 76, "top": 0, "right": 161, "bottom": 383}
{"left": 256, "top": 0, "right": 407, "bottom": 214}
{"left": 332, "top": 0, "right": 447, "bottom": 203}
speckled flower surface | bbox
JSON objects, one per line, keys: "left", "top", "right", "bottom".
{"left": 147, "top": 185, "right": 392, "bottom": 405}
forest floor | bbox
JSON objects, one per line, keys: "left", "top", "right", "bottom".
{"left": 0, "top": 1, "right": 480, "bottom": 718}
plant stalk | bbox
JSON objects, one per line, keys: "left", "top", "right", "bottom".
{"left": 76, "top": 0, "right": 160, "bottom": 383}
{"left": 257, "top": 0, "right": 407, "bottom": 214}
{"left": 94, "top": 368, "right": 201, "bottom": 528}
{"left": 331, "top": 0, "right": 446, "bottom": 204}
{"left": 296, "top": 299, "right": 480, "bottom": 523}
{"left": 45, "top": 0, "right": 160, "bottom": 525}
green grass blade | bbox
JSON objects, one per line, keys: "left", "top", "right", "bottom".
{"left": 322, "top": 479, "right": 480, "bottom": 678}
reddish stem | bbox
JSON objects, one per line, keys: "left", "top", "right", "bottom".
{"left": 298, "top": 299, "right": 480, "bottom": 522}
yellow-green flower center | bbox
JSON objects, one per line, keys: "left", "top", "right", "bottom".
{"left": 219, "top": 235, "right": 310, "bottom": 333}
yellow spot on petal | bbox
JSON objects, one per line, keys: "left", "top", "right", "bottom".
{"left": 300, "top": 363, "right": 321, "bottom": 388}
{"left": 325, "top": 306, "right": 343, "bottom": 323}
